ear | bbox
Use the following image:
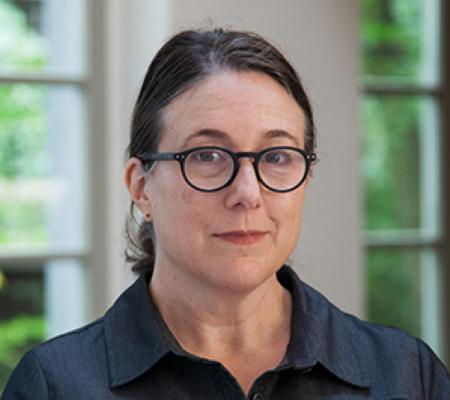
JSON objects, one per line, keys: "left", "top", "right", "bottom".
{"left": 124, "top": 157, "right": 152, "bottom": 220}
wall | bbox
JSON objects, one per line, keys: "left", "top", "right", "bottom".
{"left": 92, "top": 0, "right": 363, "bottom": 317}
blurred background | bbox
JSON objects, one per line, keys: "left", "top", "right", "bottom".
{"left": 0, "top": 0, "right": 448, "bottom": 389}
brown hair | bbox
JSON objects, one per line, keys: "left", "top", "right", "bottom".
{"left": 125, "top": 28, "right": 316, "bottom": 274}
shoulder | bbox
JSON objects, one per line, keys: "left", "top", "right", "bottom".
{"left": 342, "top": 309, "right": 420, "bottom": 359}
{"left": 293, "top": 277, "right": 450, "bottom": 397}
{"left": 31, "top": 317, "right": 106, "bottom": 367}
{"left": 2, "top": 274, "right": 152, "bottom": 399}
{"left": 317, "top": 285, "right": 449, "bottom": 396}
{"left": 343, "top": 311, "right": 449, "bottom": 397}
{"left": 342, "top": 311, "right": 421, "bottom": 371}
{"left": 2, "top": 318, "right": 108, "bottom": 399}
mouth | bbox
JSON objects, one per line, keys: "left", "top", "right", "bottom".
{"left": 212, "top": 230, "right": 268, "bottom": 245}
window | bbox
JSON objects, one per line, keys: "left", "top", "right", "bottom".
{"left": 361, "top": 0, "right": 448, "bottom": 363}
{"left": 0, "top": 0, "right": 88, "bottom": 389}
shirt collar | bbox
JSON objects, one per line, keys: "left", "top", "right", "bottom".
{"left": 104, "top": 266, "right": 371, "bottom": 389}
{"left": 278, "top": 265, "right": 371, "bottom": 389}
{"left": 104, "top": 272, "right": 172, "bottom": 388}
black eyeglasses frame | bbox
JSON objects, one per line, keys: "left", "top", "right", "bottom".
{"left": 139, "top": 146, "right": 317, "bottom": 193}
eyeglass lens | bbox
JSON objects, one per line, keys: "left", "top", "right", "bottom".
{"left": 183, "top": 148, "right": 307, "bottom": 191}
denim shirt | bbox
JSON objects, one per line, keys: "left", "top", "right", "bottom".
{"left": 2, "top": 265, "right": 449, "bottom": 399}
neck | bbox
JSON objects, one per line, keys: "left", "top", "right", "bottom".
{"left": 149, "top": 262, "right": 292, "bottom": 358}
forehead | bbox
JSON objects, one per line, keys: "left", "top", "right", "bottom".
{"left": 160, "top": 70, "right": 306, "bottom": 150}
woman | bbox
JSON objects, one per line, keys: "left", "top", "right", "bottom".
{"left": 2, "top": 28, "right": 449, "bottom": 399}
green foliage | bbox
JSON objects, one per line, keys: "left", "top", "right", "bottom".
{"left": 362, "top": 96, "right": 421, "bottom": 231}
{"left": 0, "top": 198, "right": 48, "bottom": 246}
{"left": 0, "top": 84, "right": 48, "bottom": 179}
{"left": 0, "top": 1, "right": 49, "bottom": 247}
{"left": 366, "top": 250, "right": 421, "bottom": 336}
{"left": 0, "top": 0, "right": 48, "bottom": 180}
{"left": 361, "top": 0, "right": 436, "bottom": 340}
{"left": 0, "top": 269, "right": 45, "bottom": 389}
{"left": 361, "top": 0, "right": 422, "bottom": 81}
{"left": 0, "top": 1, "right": 49, "bottom": 385}
{"left": 0, "top": 316, "right": 45, "bottom": 389}
{"left": 0, "top": 0, "right": 48, "bottom": 70}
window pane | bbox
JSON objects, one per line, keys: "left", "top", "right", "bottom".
{"left": 361, "top": 0, "right": 440, "bottom": 84}
{"left": 362, "top": 95, "right": 440, "bottom": 234}
{"left": 0, "top": 83, "right": 87, "bottom": 251}
{"left": 0, "top": 268, "right": 45, "bottom": 390}
{"left": 0, "top": 0, "right": 86, "bottom": 74}
{"left": 0, "top": 260, "right": 87, "bottom": 390}
{"left": 366, "top": 248, "right": 442, "bottom": 354}
{"left": 366, "top": 249, "right": 421, "bottom": 336}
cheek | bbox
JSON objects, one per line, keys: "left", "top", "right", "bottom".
{"left": 150, "top": 180, "right": 212, "bottom": 237}
{"left": 180, "top": 189, "right": 208, "bottom": 225}
{"left": 272, "top": 191, "right": 306, "bottom": 238}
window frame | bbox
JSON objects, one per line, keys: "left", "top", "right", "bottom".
{"left": 0, "top": 0, "right": 91, "bottom": 334}
{"left": 361, "top": 0, "right": 449, "bottom": 365}
{"left": 440, "top": 0, "right": 450, "bottom": 367}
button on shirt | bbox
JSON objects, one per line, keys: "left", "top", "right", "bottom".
{"left": 2, "top": 266, "right": 450, "bottom": 399}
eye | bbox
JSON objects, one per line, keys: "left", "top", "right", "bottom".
{"left": 262, "top": 150, "right": 292, "bottom": 165}
{"left": 191, "top": 149, "right": 227, "bottom": 163}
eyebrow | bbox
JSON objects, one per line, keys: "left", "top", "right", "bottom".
{"left": 181, "top": 129, "right": 230, "bottom": 148}
{"left": 180, "top": 128, "right": 302, "bottom": 148}
{"left": 263, "top": 129, "right": 302, "bottom": 146}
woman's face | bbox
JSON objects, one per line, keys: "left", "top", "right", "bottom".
{"left": 133, "top": 71, "right": 309, "bottom": 293}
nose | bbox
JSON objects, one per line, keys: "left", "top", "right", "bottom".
{"left": 224, "top": 159, "right": 263, "bottom": 210}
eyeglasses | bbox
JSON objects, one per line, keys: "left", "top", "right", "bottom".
{"left": 139, "top": 146, "right": 316, "bottom": 193}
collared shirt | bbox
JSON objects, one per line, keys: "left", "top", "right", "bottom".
{"left": 2, "top": 265, "right": 449, "bottom": 399}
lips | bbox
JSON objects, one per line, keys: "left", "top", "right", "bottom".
{"left": 213, "top": 230, "right": 268, "bottom": 245}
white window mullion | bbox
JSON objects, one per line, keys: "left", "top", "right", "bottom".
{"left": 419, "top": 250, "right": 443, "bottom": 356}
{"left": 45, "top": 259, "right": 86, "bottom": 338}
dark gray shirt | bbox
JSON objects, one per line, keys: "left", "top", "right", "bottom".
{"left": 2, "top": 265, "right": 449, "bottom": 399}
